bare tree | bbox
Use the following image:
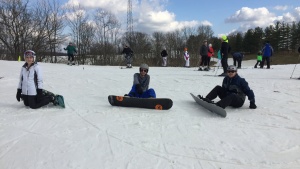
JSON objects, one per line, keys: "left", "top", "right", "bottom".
{"left": 0, "top": 0, "right": 30, "bottom": 60}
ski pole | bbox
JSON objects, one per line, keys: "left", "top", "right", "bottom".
{"left": 290, "top": 54, "right": 300, "bottom": 78}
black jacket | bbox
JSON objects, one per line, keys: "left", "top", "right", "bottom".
{"left": 161, "top": 50, "right": 168, "bottom": 57}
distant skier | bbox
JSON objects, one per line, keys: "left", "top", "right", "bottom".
{"left": 254, "top": 51, "right": 262, "bottom": 68}
{"left": 184, "top": 47, "right": 190, "bottom": 67}
{"left": 232, "top": 52, "right": 244, "bottom": 69}
{"left": 207, "top": 43, "right": 214, "bottom": 70}
{"left": 198, "top": 65, "right": 257, "bottom": 109}
{"left": 125, "top": 64, "right": 156, "bottom": 98}
{"left": 198, "top": 40, "right": 208, "bottom": 71}
{"left": 219, "top": 35, "right": 230, "bottom": 76}
{"left": 161, "top": 48, "right": 168, "bottom": 67}
{"left": 122, "top": 45, "right": 133, "bottom": 68}
{"left": 64, "top": 42, "right": 77, "bottom": 65}
{"left": 16, "top": 50, "right": 62, "bottom": 109}
{"left": 260, "top": 41, "right": 273, "bottom": 69}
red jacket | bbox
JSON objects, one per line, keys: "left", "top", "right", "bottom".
{"left": 208, "top": 47, "right": 214, "bottom": 57}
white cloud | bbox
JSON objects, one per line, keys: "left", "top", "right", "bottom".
{"left": 274, "top": 5, "right": 288, "bottom": 11}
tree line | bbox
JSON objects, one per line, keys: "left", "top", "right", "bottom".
{"left": 1, "top": 0, "right": 300, "bottom": 66}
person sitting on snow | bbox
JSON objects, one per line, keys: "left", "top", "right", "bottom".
{"left": 16, "top": 50, "right": 61, "bottom": 109}
{"left": 198, "top": 65, "right": 257, "bottom": 109}
{"left": 125, "top": 64, "right": 156, "bottom": 98}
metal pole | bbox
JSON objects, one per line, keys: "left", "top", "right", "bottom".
{"left": 290, "top": 54, "right": 300, "bottom": 79}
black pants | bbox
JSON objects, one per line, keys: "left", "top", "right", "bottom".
{"left": 260, "top": 57, "right": 270, "bottom": 68}
{"left": 68, "top": 54, "right": 74, "bottom": 61}
{"left": 22, "top": 95, "right": 52, "bottom": 109}
{"left": 221, "top": 56, "right": 228, "bottom": 73}
{"left": 206, "top": 85, "right": 244, "bottom": 108}
{"left": 254, "top": 61, "right": 261, "bottom": 68}
{"left": 233, "top": 57, "right": 242, "bottom": 68}
{"left": 200, "top": 55, "right": 208, "bottom": 66}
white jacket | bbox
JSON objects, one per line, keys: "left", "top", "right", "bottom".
{"left": 18, "top": 63, "right": 43, "bottom": 96}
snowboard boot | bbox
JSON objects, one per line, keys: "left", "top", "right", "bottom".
{"left": 198, "top": 67, "right": 203, "bottom": 71}
{"left": 67, "top": 61, "right": 70, "bottom": 65}
{"left": 204, "top": 67, "right": 209, "bottom": 71}
{"left": 72, "top": 61, "right": 75, "bottom": 65}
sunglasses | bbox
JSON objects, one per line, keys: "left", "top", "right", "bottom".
{"left": 227, "top": 70, "right": 236, "bottom": 73}
{"left": 140, "top": 69, "right": 148, "bottom": 73}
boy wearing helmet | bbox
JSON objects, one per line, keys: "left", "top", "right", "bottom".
{"left": 126, "top": 64, "right": 156, "bottom": 98}
{"left": 16, "top": 50, "right": 61, "bottom": 109}
{"left": 199, "top": 65, "right": 257, "bottom": 109}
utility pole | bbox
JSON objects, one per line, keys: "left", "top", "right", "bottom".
{"left": 127, "top": 0, "right": 133, "bottom": 46}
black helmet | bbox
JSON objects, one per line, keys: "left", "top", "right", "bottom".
{"left": 227, "top": 65, "right": 237, "bottom": 71}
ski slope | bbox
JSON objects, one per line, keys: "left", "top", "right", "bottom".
{"left": 0, "top": 59, "right": 300, "bottom": 169}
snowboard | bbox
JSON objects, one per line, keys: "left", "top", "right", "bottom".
{"left": 190, "top": 93, "right": 227, "bottom": 117}
{"left": 108, "top": 95, "right": 173, "bottom": 110}
{"left": 43, "top": 90, "right": 65, "bottom": 108}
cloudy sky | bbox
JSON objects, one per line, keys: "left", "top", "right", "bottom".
{"left": 60, "top": 0, "right": 300, "bottom": 36}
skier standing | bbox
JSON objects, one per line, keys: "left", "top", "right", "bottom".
{"left": 198, "top": 65, "right": 257, "bottom": 109}
{"left": 122, "top": 45, "right": 134, "bottom": 68}
{"left": 198, "top": 40, "right": 208, "bottom": 71}
{"left": 260, "top": 41, "right": 273, "bottom": 69}
{"left": 207, "top": 43, "right": 214, "bottom": 70}
{"left": 125, "top": 64, "right": 156, "bottom": 98}
{"left": 254, "top": 51, "right": 262, "bottom": 68}
{"left": 219, "top": 35, "right": 230, "bottom": 76}
{"left": 16, "top": 50, "right": 60, "bottom": 109}
{"left": 161, "top": 48, "right": 168, "bottom": 67}
{"left": 64, "top": 42, "right": 77, "bottom": 65}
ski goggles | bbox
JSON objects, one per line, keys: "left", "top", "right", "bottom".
{"left": 24, "top": 51, "right": 35, "bottom": 57}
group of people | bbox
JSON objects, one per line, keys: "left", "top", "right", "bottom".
{"left": 17, "top": 49, "right": 257, "bottom": 111}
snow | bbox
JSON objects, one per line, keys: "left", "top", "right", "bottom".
{"left": 0, "top": 59, "right": 300, "bottom": 169}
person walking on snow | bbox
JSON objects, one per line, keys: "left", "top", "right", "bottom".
{"left": 16, "top": 50, "right": 61, "bottom": 109}
{"left": 161, "top": 48, "right": 168, "bottom": 67}
{"left": 125, "top": 64, "right": 156, "bottom": 98}
{"left": 184, "top": 47, "right": 190, "bottom": 67}
{"left": 64, "top": 42, "right": 77, "bottom": 65}
{"left": 122, "top": 45, "right": 134, "bottom": 68}
{"left": 198, "top": 65, "right": 257, "bottom": 109}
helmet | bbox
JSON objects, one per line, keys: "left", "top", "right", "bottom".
{"left": 24, "top": 50, "right": 36, "bottom": 61}
{"left": 221, "top": 35, "right": 228, "bottom": 43}
{"left": 140, "top": 63, "right": 149, "bottom": 72}
{"left": 227, "top": 65, "right": 237, "bottom": 71}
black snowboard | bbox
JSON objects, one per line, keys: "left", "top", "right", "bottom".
{"left": 108, "top": 95, "right": 173, "bottom": 110}
{"left": 190, "top": 93, "right": 227, "bottom": 117}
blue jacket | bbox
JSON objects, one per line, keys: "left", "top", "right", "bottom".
{"left": 262, "top": 43, "right": 273, "bottom": 57}
{"left": 222, "top": 74, "right": 255, "bottom": 102}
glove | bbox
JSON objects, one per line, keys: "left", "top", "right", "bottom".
{"left": 249, "top": 101, "right": 257, "bottom": 109}
{"left": 36, "top": 89, "right": 43, "bottom": 102}
{"left": 16, "top": 89, "right": 22, "bottom": 102}
{"left": 135, "top": 84, "right": 143, "bottom": 95}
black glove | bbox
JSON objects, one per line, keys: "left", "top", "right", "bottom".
{"left": 36, "top": 89, "right": 43, "bottom": 102}
{"left": 16, "top": 89, "right": 22, "bottom": 102}
{"left": 249, "top": 101, "right": 257, "bottom": 109}
{"left": 135, "top": 84, "right": 143, "bottom": 95}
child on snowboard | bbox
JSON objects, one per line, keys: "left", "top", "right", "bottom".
{"left": 198, "top": 65, "right": 257, "bottom": 109}
{"left": 125, "top": 64, "right": 156, "bottom": 98}
{"left": 16, "top": 50, "right": 64, "bottom": 109}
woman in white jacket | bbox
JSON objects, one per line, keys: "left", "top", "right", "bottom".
{"left": 16, "top": 50, "right": 57, "bottom": 109}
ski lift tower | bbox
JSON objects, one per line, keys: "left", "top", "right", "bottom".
{"left": 127, "top": 0, "right": 133, "bottom": 46}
